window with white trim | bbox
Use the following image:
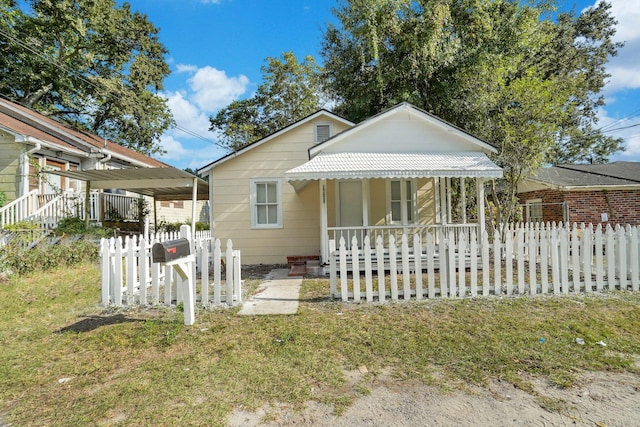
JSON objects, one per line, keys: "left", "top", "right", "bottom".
{"left": 526, "top": 199, "right": 543, "bottom": 224}
{"left": 314, "top": 122, "right": 332, "bottom": 143}
{"left": 387, "top": 179, "right": 416, "bottom": 224}
{"left": 250, "top": 178, "right": 283, "bottom": 228}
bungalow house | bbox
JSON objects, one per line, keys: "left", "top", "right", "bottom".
{"left": 198, "top": 103, "right": 502, "bottom": 265}
{"left": 517, "top": 162, "right": 640, "bottom": 226}
{"left": 0, "top": 96, "right": 208, "bottom": 228}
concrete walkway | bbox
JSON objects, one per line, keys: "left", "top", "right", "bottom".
{"left": 238, "top": 269, "right": 302, "bottom": 315}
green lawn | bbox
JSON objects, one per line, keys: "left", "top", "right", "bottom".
{"left": 1, "top": 262, "right": 639, "bottom": 426}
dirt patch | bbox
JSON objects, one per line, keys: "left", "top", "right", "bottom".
{"left": 228, "top": 370, "right": 640, "bottom": 426}
{"left": 242, "top": 264, "right": 288, "bottom": 280}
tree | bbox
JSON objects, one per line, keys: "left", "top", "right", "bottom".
{"left": 0, "top": 0, "right": 173, "bottom": 155}
{"left": 209, "top": 51, "right": 325, "bottom": 151}
{"left": 321, "top": 0, "right": 623, "bottom": 226}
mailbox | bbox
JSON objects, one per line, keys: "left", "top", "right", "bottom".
{"left": 152, "top": 238, "right": 191, "bottom": 263}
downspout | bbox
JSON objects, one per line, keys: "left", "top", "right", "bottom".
{"left": 21, "top": 142, "right": 41, "bottom": 197}
{"left": 98, "top": 153, "right": 111, "bottom": 168}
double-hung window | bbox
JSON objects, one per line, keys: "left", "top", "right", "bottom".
{"left": 526, "top": 199, "right": 543, "bottom": 224}
{"left": 250, "top": 178, "right": 282, "bottom": 228}
{"left": 388, "top": 179, "right": 416, "bottom": 224}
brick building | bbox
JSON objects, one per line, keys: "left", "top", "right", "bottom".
{"left": 517, "top": 162, "right": 640, "bottom": 227}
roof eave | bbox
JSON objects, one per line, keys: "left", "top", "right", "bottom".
{"left": 198, "top": 109, "right": 355, "bottom": 174}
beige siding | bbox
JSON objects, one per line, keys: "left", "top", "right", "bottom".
{"left": 369, "top": 179, "right": 387, "bottom": 226}
{"left": 211, "top": 118, "right": 351, "bottom": 264}
{"left": 0, "top": 130, "right": 21, "bottom": 201}
{"left": 156, "top": 200, "right": 210, "bottom": 225}
{"left": 417, "top": 178, "right": 437, "bottom": 225}
{"left": 323, "top": 110, "right": 488, "bottom": 154}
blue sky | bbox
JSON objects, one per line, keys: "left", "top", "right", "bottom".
{"left": 120, "top": 0, "right": 640, "bottom": 170}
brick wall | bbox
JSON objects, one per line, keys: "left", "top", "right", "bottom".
{"left": 518, "top": 188, "right": 640, "bottom": 226}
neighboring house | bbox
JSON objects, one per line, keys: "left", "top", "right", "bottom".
{"left": 517, "top": 162, "right": 640, "bottom": 226}
{"left": 0, "top": 96, "right": 207, "bottom": 228}
{"left": 198, "top": 103, "right": 503, "bottom": 264}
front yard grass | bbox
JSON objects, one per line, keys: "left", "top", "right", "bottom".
{"left": 1, "top": 263, "right": 639, "bottom": 426}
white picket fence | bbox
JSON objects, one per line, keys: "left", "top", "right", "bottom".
{"left": 100, "top": 228, "right": 242, "bottom": 308}
{"left": 330, "top": 223, "right": 640, "bottom": 302}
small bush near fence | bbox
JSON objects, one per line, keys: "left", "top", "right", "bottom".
{"left": 53, "top": 217, "right": 111, "bottom": 238}
{"left": 0, "top": 238, "right": 99, "bottom": 276}
{"left": 156, "top": 220, "right": 209, "bottom": 233}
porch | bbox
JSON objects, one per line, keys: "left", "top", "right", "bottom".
{"left": 285, "top": 152, "right": 502, "bottom": 262}
{"left": 0, "top": 189, "right": 148, "bottom": 229}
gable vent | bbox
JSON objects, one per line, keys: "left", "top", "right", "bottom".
{"left": 315, "top": 123, "right": 331, "bottom": 143}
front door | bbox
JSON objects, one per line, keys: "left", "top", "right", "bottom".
{"left": 338, "top": 181, "right": 363, "bottom": 227}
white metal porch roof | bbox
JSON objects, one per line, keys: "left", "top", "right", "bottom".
{"left": 285, "top": 152, "right": 503, "bottom": 182}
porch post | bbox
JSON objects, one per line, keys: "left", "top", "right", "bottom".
{"left": 460, "top": 177, "right": 467, "bottom": 223}
{"left": 191, "top": 176, "right": 197, "bottom": 240}
{"left": 477, "top": 178, "right": 486, "bottom": 237}
{"left": 446, "top": 178, "right": 452, "bottom": 223}
{"left": 153, "top": 196, "right": 158, "bottom": 231}
{"left": 320, "top": 179, "right": 328, "bottom": 262}
{"left": 208, "top": 170, "right": 215, "bottom": 233}
{"left": 439, "top": 177, "right": 447, "bottom": 225}
{"left": 84, "top": 181, "right": 91, "bottom": 228}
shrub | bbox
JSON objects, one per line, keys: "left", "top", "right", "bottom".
{"left": 0, "top": 238, "right": 99, "bottom": 276}
{"left": 0, "top": 191, "right": 5, "bottom": 208}
{"left": 156, "top": 220, "right": 210, "bottom": 233}
{"left": 53, "top": 217, "right": 111, "bottom": 238}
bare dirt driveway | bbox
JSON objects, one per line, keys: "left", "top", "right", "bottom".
{"left": 229, "top": 370, "right": 640, "bottom": 426}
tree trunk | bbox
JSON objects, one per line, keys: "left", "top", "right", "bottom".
{"left": 23, "top": 83, "right": 53, "bottom": 108}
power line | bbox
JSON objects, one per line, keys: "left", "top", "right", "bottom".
{"left": 601, "top": 122, "right": 640, "bottom": 133}
{"left": 599, "top": 107, "right": 640, "bottom": 132}
{"left": 0, "top": 27, "right": 227, "bottom": 150}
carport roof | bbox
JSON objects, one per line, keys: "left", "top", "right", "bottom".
{"left": 47, "top": 167, "right": 209, "bottom": 201}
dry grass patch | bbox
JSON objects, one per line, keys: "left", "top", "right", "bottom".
{"left": 1, "top": 265, "right": 639, "bottom": 426}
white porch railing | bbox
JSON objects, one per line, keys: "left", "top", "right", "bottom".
{"left": 26, "top": 192, "right": 103, "bottom": 228}
{"left": 330, "top": 222, "right": 640, "bottom": 302}
{"left": 0, "top": 190, "right": 39, "bottom": 227}
{"left": 0, "top": 191, "right": 147, "bottom": 228}
{"left": 102, "top": 193, "right": 142, "bottom": 221}
{"left": 329, "top": 223, "right": 480, "bottom": 250}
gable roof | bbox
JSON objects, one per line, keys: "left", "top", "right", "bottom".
{"left": 309, "top": 102, "right": 498, "bottom": 157}
{"left": 0, "top": 96, "right": 165, "bottom": 168}
{"left": 197, "top": 109, "right": 354, "bottom": 174}
{"left": 527, "top": 162, "right": 640, "bottom": 189}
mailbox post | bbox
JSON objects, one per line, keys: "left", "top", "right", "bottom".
{"left": 152, "top": 235, "right": 196, "bottom": 326}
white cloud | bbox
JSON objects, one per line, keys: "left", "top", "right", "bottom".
{"left": 187, "top": 66, "right": 250, "bottom": 111}
{"left": 596, "top": 0, "right": 640, "bottom": 93}
{"left": 157, "top": 63, "right": 250, "bottom": 168}
{"left": 605, "top": 0, "right": 640, "bottom": 43}
{"left": 158, "top": 134, "right": 190, "bottom": 161}
{"left": 175, "top": 64, "right": 198, "bottom": 74}
{"left": 164, "top": 91, "right": 212, "bottom": 137}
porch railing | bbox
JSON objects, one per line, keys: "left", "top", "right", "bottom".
{"left": 102, "top": 193, "right": 142, "bottom": 221}
{"left": 328, "top": 224, "right": 480, "bottom": 250}
{"left": 0, "top": 190, "right": 39, "bottom": 228}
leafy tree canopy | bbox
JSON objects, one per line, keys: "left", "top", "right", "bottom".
{"left": 209, "top": 51, "right": 325, "bottom": 151}
{"left": 0, "top": 0, "right": 174, "bottom": 155}
{"left": 321, "top": 0, "right": 623, "bottom": 225}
